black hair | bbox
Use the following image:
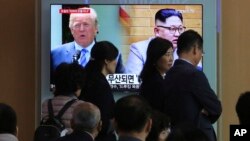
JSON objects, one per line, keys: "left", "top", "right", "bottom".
{"left": 114, "top": 95, "right": 152, "bottom": 132}
{"left": 54, "top": 63, "right": 85, "bottom": 96}
{"left": 155, "top": 8, "right": 183, "bottom": 23}
{"left": 0, "top": 103, "right": 17, "bottom": 135}
{"left": 167, "top": 123, "right": 209, "bottom": 141}
{"left": 177, "top": 30, "right": 203, "bottom": 56}
{"left": 85, "top": 41, "right": 118, "bottom": 74}
{"left": 146, "top": 111, "right": 171, "bottom": 141}
{"left": 236, "top": 91, "right": 250, "bottom": 124}
{"left": 140, "top": 37, "right": 173, "bottom": 81}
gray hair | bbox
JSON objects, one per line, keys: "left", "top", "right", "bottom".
{"left": 72, "top": 102, "right": 101, "bottom": 132}
{"left": 69, "top": 7, "right": 98, "bottom": 28}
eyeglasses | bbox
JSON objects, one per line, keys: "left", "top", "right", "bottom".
{"left": 157, "top": 25, "right": 186, "bottom": 34}
{"left": 72, "top": 23, "right": 90, "bottom": 30}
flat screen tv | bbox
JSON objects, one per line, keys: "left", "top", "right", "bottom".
{"left": 41, "top": 0, "right": 217, "bottom": 101}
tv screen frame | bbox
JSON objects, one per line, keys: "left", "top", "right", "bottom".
{"left": 41, "top": 0, "right": 217, "bottom": 100}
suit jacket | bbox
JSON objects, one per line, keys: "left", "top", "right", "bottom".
{"left": 56, "top": 131, "right": 94, "bottom": 141}
{"left": 163, "top": 59, "right": 222, "bottom": 141}
{"left": 79, "top": 72, "right": 116, "bottom": 141}
{"left": 125, "top": 39, "right": 151, "bottom": 75}
{"left": 51, "top": 41, "right": 125, "bottom": 72}
{"left": 140, "top": 71, "right": 165, "bottom": 111}
{"left": 118, "top": 136, "right": 142, "bottom": 141}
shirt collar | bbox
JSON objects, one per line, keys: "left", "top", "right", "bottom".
{"left": 84, "top": 131, "right": 95, "bottom": 140}
{"left": 74, "top": 41, "right": 95, "bottom": 52}
{"left": 119, "top": 136, "right": 142, "bottom": 141}
{"left": 179, "top": 58, "right": 193, "bottom": 65}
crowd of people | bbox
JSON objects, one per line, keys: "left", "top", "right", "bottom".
{"left": 1, "top": 6, "right": 248, "bottom": 141}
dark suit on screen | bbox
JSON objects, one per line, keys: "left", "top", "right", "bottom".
{"left": 79, "top": 72, "right": 116, "bottom": 141}
{"left": 140, "top": 71, "right": 166, "bottom": 111}
{"left": 56, "top": 131, "right": 94, "bottom": 141}
{"left": 163, "top": 59, "right": 222, "bottom": 141}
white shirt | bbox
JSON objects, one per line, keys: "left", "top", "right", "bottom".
{"left": 0, "top": 133, "right": 18, "bottom": 141}
{"left": 74, "top": 41, "right": 95, "bottom": 64}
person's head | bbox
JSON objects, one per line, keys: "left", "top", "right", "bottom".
{"left": 54, "top": 63, "right": 85, "bottom": 97}
{"left": 140, "top": 37, "right": 173, "bottom": 80}
{"left": 177, "top": 30, "right": 203, "bottom": 66}
{"left": 236, "top": 91, "right": 250, "bottom": 124}
{"left": 154, "top": 9, "right": 184, "bottom": 50}
{"left": 71, "top": 102, "right": 102, "bottom": 138}
{"left": 69, "top": 7, "right": 98, "bottom": 47}
{"left": 85, "top": 41, "right": 118, "bottom": 76}
{"left": 0, "top": 103, "right": 17, "bottom": 136}
{"left": 114, "top": 95, "right": 152, "bottom": 140}
{"left": 167, "top": 123, "right": 208, "bottom": 141}
{"left": 146, "top": 111, "right": 171, "bottom": 141}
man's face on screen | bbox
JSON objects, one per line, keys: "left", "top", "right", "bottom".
{"left": 155, "top": 16, "right": 184, "bottom": 50}
{"left": 70, "top": 15, "right": 98, "bottom": 47}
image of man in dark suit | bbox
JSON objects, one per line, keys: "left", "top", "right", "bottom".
{"left": 114, "top": 95, "right": 152, "bottom": 141}
{"left": 51, "top": 7, "right": 124, "bottom": 73}
{"left": 56, "top": 102, "right": 102, "bottom": 141}
{"left": 163, "top": 30, "right": 222, "bottom": 141}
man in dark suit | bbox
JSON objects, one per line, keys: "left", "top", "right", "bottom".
{"left": 114, "top": 95, "right": 152, "bottom": 141}
{"left": 56, "top": 102, "right": 102, "bottom": 141}
{"left": 163, "top": 30, "right": 222, "bottom": 141}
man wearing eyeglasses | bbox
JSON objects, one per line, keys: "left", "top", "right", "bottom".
{"left": 51, "top": 7, "right": 124, "bottom": 73}
{"left": 126, "top": 8, "right": 201, "bottom": 75}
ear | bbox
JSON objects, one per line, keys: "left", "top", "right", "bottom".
{"left": 15, "top": 126, "right": 18, "bottom": 137}
{"left": 145, "top": 118, "right": 152, "bottom": 133}
{"left": 113, "top": 119, "right": 119, "bottom": 133}
{"left": 154, "top": 27, "right": 160, "bottom": 36}
{"left": 97, "top": 120, "right": 102, "bottom": 132}
{"left": 70, "top": 27, "right": 74, "bottom": 35}
{"left": 192, "top": 45, "right": 198, "bottom": 55}
{"left": 104, "top": 59, "right": 110, "bottom": 65}
{"left": 95, "top": 25, "right": 99, "bottom": 35}
{"left": 70, "top": 119, "right": 75, "bottom": 130}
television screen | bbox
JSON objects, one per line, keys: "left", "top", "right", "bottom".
{"left": 50, "top": 4, "right": 203, "bottom": 92}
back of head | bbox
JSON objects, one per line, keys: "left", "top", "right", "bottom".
{"left": 54, "top": 63, "right": 85, "bottom": 96}
{"left": 114, "top": 95, "right": 152, "bottom": 133}
{"left": 167, "top": 123, "right": 208, "bottom": 141}
{"left": 140, "top": 37, "right": 173, "bottom": 81}
{"left": 236, "top": 91, "right": 250, "bottom": 124}
{"left": 155, "top": 8, "right": 183, "bottom": 23}
{"left": 177, "top": 30, "right": 203, "bottom": 56}
{"left": 0, "top": 103, "right": 17, "bottom": 135}
{"left": 85, "top": 41, "right": 118, "bottom": 73}
{"left": 146, "top": 111, "right": 171, "bottom": 141}
{"left": 71, "top": 102, "right": 101, "bottom": 133}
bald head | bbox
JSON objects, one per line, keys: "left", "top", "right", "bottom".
{"left": 71, "top": 102, "right": 101, "bottom": 133}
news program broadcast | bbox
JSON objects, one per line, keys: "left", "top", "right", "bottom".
{"left": 50, "top": 4, "right": 203, "bottom": 91}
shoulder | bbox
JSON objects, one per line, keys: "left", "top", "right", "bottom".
{"left": 130, "top": 38, "right": 151, "bottom": 50}
{"left": 141, "top": 73, "right": 164, "bottom": 88}
{"left": 51, "top": 42, "right": 75, "bottom": 54}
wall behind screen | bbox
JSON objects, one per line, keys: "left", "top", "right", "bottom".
{"left": 220, "top": 0, "right": 250, "bottom": 141}
{"left": 0, "top": 0, "right": 36, "bottom": 141}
